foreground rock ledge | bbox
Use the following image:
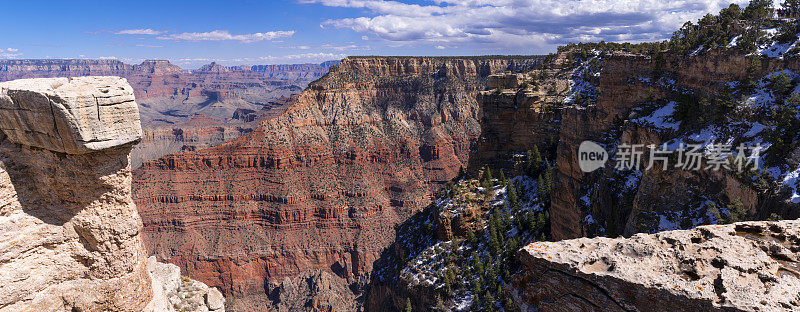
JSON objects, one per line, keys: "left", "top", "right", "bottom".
{"left": 513, "top": 221, "right": 800, "bottom": 312}
{"left": 0, "top": 77, "right": 222, "bottom": 312}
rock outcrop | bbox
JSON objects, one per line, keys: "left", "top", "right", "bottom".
{"left": 0, "top": 77, "right": 142, "bottom": 154}
{"left": 513, "top": 220, "right": 800, "bottom": 311}
{"left": 132, "top": 56, "right": 541, "bottom": 310}
{"left": 0, "top": 76, "right": 225, "bottom": 312}
{"left": 271, "top": 270, "right": 357, "bottom": 312}
{"left": 0, "top": 77, "right": 151, "bottom": 311}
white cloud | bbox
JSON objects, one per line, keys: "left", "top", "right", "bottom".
{"left": 157, "top": 30, "right": 296, "bottom": 43}
{"left": 435, "top": 45, "right": 446, "bottom": 50}
{"left": 320, "top": 44, "right": 371, "bottom": 51}
{"left": 0, "top": 48, "right": 22, "bottom": 59}
{"left": 114, "top": 28, "right": 166, "bottom": 35}
{"left": 259, "top": 52, "right": 347, "bottom": 63}
{"left": 305, "top": 0, "right": 751, "bottom": 49}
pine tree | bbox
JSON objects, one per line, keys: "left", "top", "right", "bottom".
{"left": 788, "top": 92, "right": 800, "bottom": 109}
{"left": 781, "top": 0, "right": 800, "bottom": 16}
{"left": 443, "top": 269, "right": 452, "bottom": 293}
{"left": 526, "top": 146, "right": 543, "bottom": 176}
{"left": 404, "top": 298, "right": 413, "bottom": 312}
{"left": 726, "top": 198, "right": 749, "bottom": 223}
{"left": 770, "top": 72, "right": 794, "bottom": 98}
{"left": 537, "top": 163, "right": 553, "bottom": 204}
{"left": 507, "top": 180, "right": 518, "bottom": 207}
{"left": 743, "top": 0, "right": 774, "bottom": 22}
{"left": 465, "top": 226, "right": 475, "bottom": 243}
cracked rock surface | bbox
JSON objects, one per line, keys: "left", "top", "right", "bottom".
{"left": 0, "top": 76, "right": 142, "bottom": 154}
{"left": 513, "top": 221, "right": 800, "bottom": 312}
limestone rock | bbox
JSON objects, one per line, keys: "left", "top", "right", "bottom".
{"left": 147, "top": 256, "right": 226, "bottom": 312}
{"left": 488, "top": 73, "right": 525, "bottom": 89}
{"left": 0, "top": 76, "right": 142, "bottom": 154}
{"left": 512, "top": 221, "right": 800, "bottom": 312}
{"left": 206, "top": 287, "right": 225, "bottom": 311}
{"left": 0, "top": 78, "right": 152, "bottom": 311}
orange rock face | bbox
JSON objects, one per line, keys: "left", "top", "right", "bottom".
{"left": 132, "top": 56, "right": 540, "bottom": 310}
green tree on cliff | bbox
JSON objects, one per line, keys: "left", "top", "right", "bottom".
{"left": 537, "top": 163, "right": 553, "bottom": 205}
{"left": 743, "top": 0, "right": 774, "bottom": 21}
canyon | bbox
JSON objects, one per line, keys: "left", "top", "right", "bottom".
{"left": 2, "top": 8, "right": 798, "bottom": 311}
{"left": 132, "top": 56, "right": 542, "bottom": 310}
{"left": 0, "top": 59, "right": 336, "bottom": 167}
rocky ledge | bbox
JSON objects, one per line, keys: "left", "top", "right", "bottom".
{"left": 512, "top": 220, "right": 800, "bottom": 312}
{"left": 0, "top": 77, "right": 222, "bottom": 311}
{"left": 0, "top": 76, "right": 142, "bottom": 154}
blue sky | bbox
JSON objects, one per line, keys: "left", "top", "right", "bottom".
{"left": 0, "top": 0, "right": 758, "bottom": 68}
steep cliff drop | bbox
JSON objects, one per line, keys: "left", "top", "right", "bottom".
{"left": 551, "top": 51, "right": 800, "bottom": 241}
{"left": 0, "top": 77, "right": 224, "bottom": 312}
{"left": 133, "top": 56, "right": 540, "bottom": 310}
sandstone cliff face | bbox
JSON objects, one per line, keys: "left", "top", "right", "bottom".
{"left": 0, "top": 77, "right": 152, "bottom": 311}
{"left": 132, "top": 56, "right": 540, "bottom": 310}
{"left": 471, "top": 68, "right": 570, "bottom": 171}
{"left": 513, "top": 220, "right": 800, "bottom": 311}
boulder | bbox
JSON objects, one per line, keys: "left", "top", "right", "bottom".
{"left": 0, "top": 76, "right": 142, "bottom": 154}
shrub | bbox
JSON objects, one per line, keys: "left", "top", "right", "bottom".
{"left": 769, "top": 72, "right": 795, "bottom": 99}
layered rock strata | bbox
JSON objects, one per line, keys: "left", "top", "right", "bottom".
{"left": 133, "top": 56, "right": 540, "bottom": 310}
{"left": 0, "top": 59, "right": 337, "bottom": 166}
{"left": 513, "top": 220, "right": 800, "bottom": 311}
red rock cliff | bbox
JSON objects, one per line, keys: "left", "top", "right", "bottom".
{"left": 132, "top": 56, "right": 539, "bottom": 310}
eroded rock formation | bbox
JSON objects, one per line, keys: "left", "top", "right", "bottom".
{"left": 0, "top": 76, "right": 225, "bottom": 312}
{"left": 0, "top": 76, "right": 151, "bottom": 311}
{"left": 149, "top": 256, "right": 226, "bottom": 312}
{"left": 513, "top": 220, "right": 800, "bottom": 311}
{"left": 132, "top": 56, "right": 540, "bottom": 310}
